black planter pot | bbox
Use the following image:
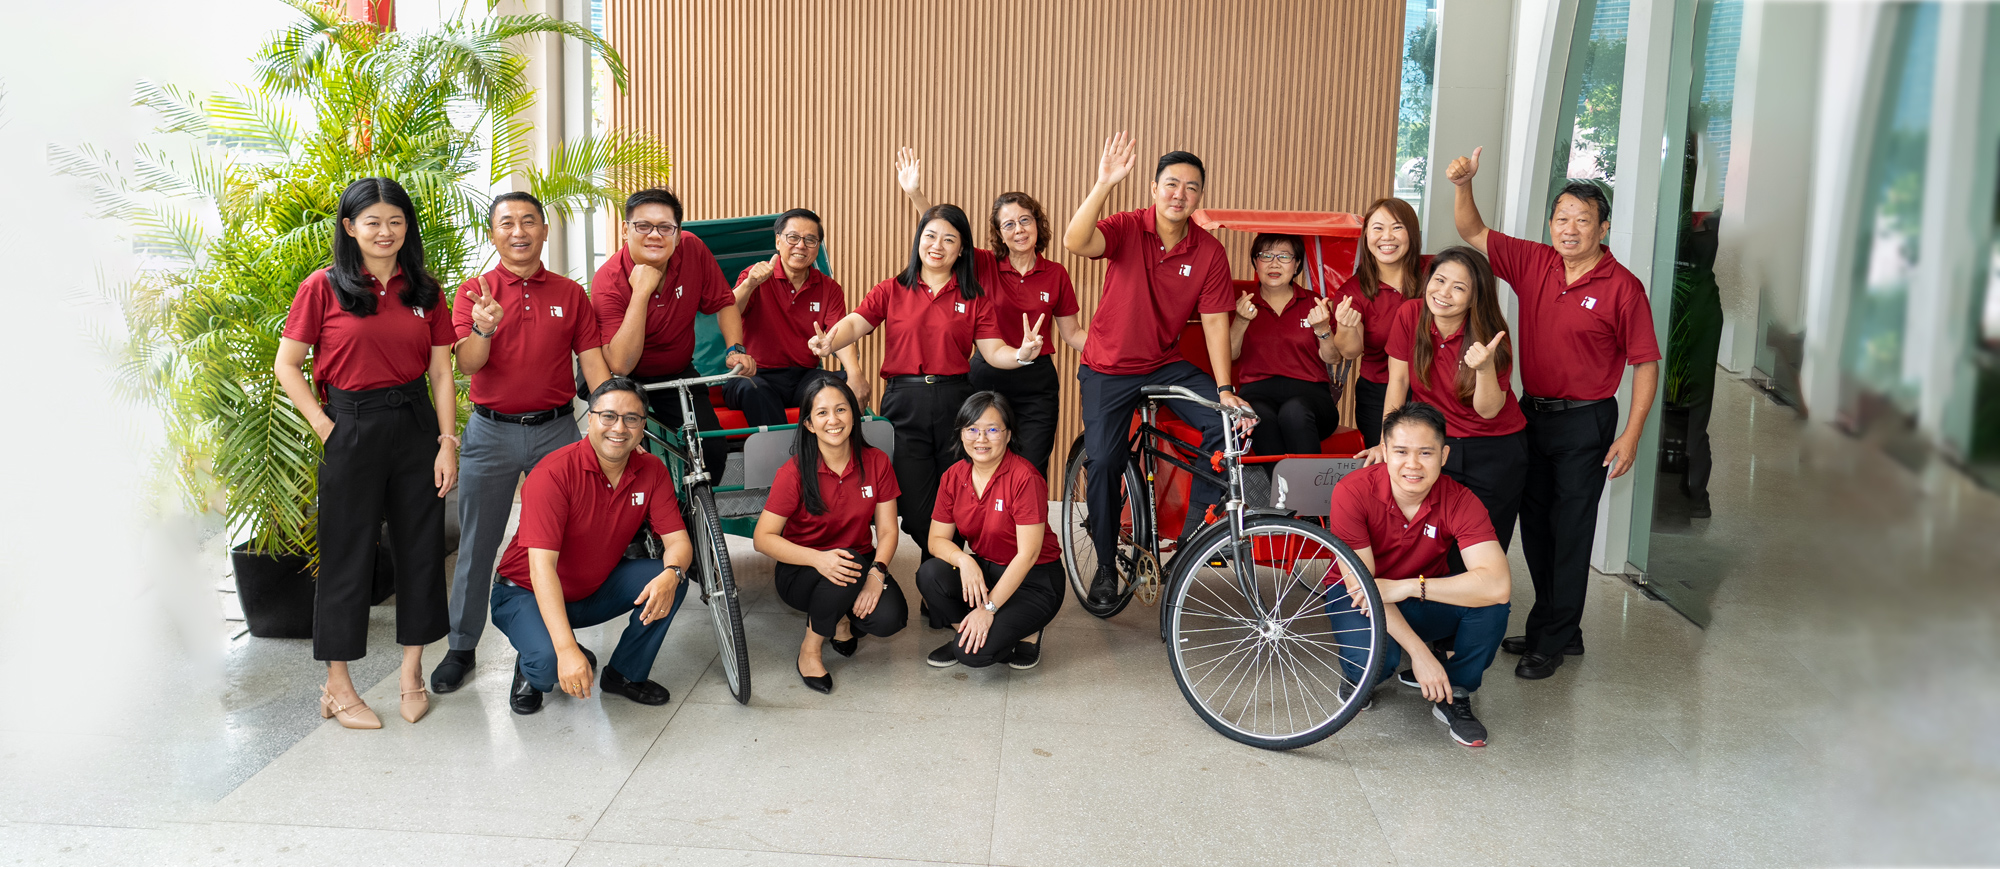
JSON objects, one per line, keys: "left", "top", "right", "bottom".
{"left": 232, "top": 546, "right": 316, "bottom": 639}
{"left": 1659, "top": 404, "right": 1690, "bottom": 474}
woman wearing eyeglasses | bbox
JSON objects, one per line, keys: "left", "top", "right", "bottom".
{"left": 1228, "top": 233, "right": 1342, "bottom": 456}
{"left": 753, "top": 375, "right": 909, "bottom": 694}
{"left": 895, "top": 149, "right": 1088, "bottom": 477}
{"left": 916, "top": 392, "right": 1064, "bottom": 670}
{"left": 807, "top": 204, "right": 1046, "bottom": 566}
{"left": 1332, "top": 198, "right": 1428, "bottom": 448}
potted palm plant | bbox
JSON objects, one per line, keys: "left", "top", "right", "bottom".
{"left": 58, "top": 0, "right": 671, "bottom": 637}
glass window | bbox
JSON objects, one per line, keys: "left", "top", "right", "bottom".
{"left": 1395, "top": 0, "right": 1439, "bottom": 212}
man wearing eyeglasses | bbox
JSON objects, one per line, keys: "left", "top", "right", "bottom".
{"left": 723, "top": 208, "right": 869, "bottom": 425}
{"left": 489, "top": 377, "right": 695, "bottom": 715}
{"left": 594, "top": 188, "right": 757, "bottom": 481}
{"left": 431, "top": 192, "right": 615, "bottom": 695}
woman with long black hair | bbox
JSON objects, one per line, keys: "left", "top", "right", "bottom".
{"left": 807, "top": 204, "right": 1045, "bottom": 559}
{"left": 1332, "top": 197, "right": 1428, "bottom": 448}
{"left": 753, "top": 375, "right": 909, "bottom": 694}
{"left": 1375, "top": 246, "right": 1527, "bottom": 552}
{"left": 275, "top": 177, "right": 457, "bottom": 729}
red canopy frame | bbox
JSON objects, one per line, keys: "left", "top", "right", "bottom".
{"left": 1191, "top": 209, "right": 1363, "bottom": 298}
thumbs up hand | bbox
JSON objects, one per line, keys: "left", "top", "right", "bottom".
{"left": 744, "top": 254, "right": 779, "bottom": 288}
{"left": 471, "top": 274, "right": 504, "bottom": 335}
{"left": 1445, "top": 146, "right": 1482, "bottom": 187}
{"left": 1463, "top": 330, "right": 1506, "bottom": 371}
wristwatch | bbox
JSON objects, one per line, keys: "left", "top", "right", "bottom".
{"left": 982, "top": 600, "right": 997, "bottom": 613}
{"left": 1216, "top": 384, "right": 1237, "bottom": 395}
{"left": 725, "top": 344, "right": 747, "bottom": 356}
{"left": 1313, "top": 330, "right": 1332, "bottom": 340}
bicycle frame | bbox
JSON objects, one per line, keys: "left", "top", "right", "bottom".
{"left": 638, "top": 368, "right": 744, "bottom": 487}
{"left": 1129, "top": 386, "right": 1269, "bottom": 619}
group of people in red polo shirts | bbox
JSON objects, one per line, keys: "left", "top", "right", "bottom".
{"left": 274, "top": 134, "right": 1657, "bottom": 749}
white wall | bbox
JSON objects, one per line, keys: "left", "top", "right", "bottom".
{"left": 1424, "top": 0, "right": 1518, "bottom": 253}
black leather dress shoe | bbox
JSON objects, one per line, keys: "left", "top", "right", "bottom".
{"left": 600, "top": 666, "right": 670, "bottom": 705}
{"left": 1515, "top": 652, "right": 1564, "bottom": 680}
{"left": 510, "top": 662, "right": 543, "bottom": 715}
{"left": 1501, "top": 635, "right": 1584, "bottom": 656}
{"left": 1088, "top": 564, "right": 1121, "bottom": 607}
{"left": 430, "top": 649, "right": 475, "bottom": 694}
{"left": 578, "top": 644, "right": 598, "bottom": 672}
{"left": 798, "top": 661, "right": 833, "bottom": 694}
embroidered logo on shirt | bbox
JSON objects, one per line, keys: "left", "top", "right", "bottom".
{"left": 1582, "top": 296, "right": 1599, "bottom": 310}
{"left": 995, "top": 498, "right": 1005, "bottom": 512}
{"left": 955, "top": 302, "right": 966, "bottom": 313}
{"left": 861, "top": 485, "right": 874, "bottom": 498}
{"left": 411, "top": 306, "right": 425, "bottom": 318}
{"left": 1300, "top": 318, "right": 1312, "bottom": 328}
{"left": 1178, "top": 264, "right": 1192, "bottom": 277}
{"left": 809, "top": 302, "right": 821, "bottom": 312}
{"left": 550, "top": 306, "right": 563, "bottom": 318}
{"left": 675, "top": 285, "right": 684, "bottom": 299}
{"left": 631, "top": 492, "right": 646, "bottom": 506}
{"left": 1039, "top": 292, "right": 1050, "bottom": 303}
{"left": 1424, "top": 524, "right": 1437, "bottom": 538}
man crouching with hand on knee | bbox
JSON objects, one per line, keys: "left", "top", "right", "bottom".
{"left": 1326, "top": 401, "right": 1513, "bottom": 746}
{"left": 490, "top": 377, "right": 694, "bottom": 715}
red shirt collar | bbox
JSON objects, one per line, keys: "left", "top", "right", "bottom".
{"left": 484, "top": 263, "right": 549, "bottom": 286}
{"left": 995, "top": 253, "right": 1049, "bottom": 278}
{"left": 1251, "top": 285, "right": 1309, "bottom": 316}
{"left": 1370, "top": 462, "right": 1441, "bottom": 526}
{"left": 1139, "top": 206, "right": 1200, "bottom": 257}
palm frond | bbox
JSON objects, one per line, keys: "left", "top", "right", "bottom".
{"left": 132, "top": 80, "right": 208, "bottom": 135}
{"left": 529, "top": 131, "right": 675, "bottom": 219}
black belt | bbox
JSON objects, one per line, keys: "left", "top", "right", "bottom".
{"left": 326, "top": 376, "right": 428, "bottom": 414}
{"left": 474, "top": 403, "right": 571, "bottom": 426}
{"left": 887, "top": 374, "right": 968, "bottom": 385}
{"left": 1523, "top": 396, "right": 1607, "bottom": 413}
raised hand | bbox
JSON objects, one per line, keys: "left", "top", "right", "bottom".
{"left": 895, "top": 146, "right": 923, "bottom": 196}
{"left": 1096, "top": 131, "right": 1136, "bottom": 187}
{"left": 1445, "top": 145, "right": 1482, "bottom": 187}
{"left": 471, "top": 274, "right": 504, "bottom": 335}
{"left": 806, "top": 321, "right": 834, "bottom": 358}
{"left": 1463, "top": 330, "right": 1506, "bottom": 371}
{"left": 1015, "top": 313, "right": 1046, "bottom": 362}
{"left": 1332, "top": 296, "right": 1361, "bottom": 331}
{"left": 743, "top": 253, "right": 779, "bottom": 288}
{"left": 1234, "top": 292, "right": 1258, "bottom": 320}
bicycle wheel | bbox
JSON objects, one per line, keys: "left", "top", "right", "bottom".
{"left": 1059, "top": 436, "right": 1154, "bottom": 619}
{"left": 1164, "top": 516, "right": 1387, "bottom": 750}
{"left": 687, "top": 483, "right": 751, "bottom": 704}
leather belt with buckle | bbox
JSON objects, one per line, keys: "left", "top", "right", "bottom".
{"left": 475, "top": 404, "right": 570, "bottom": 426}
{"left": 1523, "top": 396, "right": 1607, "bottom": 413}
{"left": 887, "top": 374, "right": 968, "bottom": 385}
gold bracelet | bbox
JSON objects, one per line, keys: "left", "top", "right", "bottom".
{"left": 1418, "top": 574, "right": 1426, "bottom": 603}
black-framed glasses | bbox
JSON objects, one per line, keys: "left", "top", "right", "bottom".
{"left": 1254, "top": 251, "right": 1297, "bottom": 264}
{"left": 781, "top": 232, "right": 821, "bottom": 248}
{"left": 590, "top": 410, "right": 647, "bottom": 429}
{"left": 628, "top": 221, "right": 679, "bottom": 237}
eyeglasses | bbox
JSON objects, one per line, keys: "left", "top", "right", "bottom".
{"left": 999, "top": 215, "right": 1035, "bottom": 232}
{"left": 628, "top": 221, "right": 680, "bottom": 238}
{"left": 1254, "top": 251, "right": 1297, "bottom": 264}
{"left": 590, "top": 410, "right": 648, "bottom": 429}
{"left": 781, "top": 232, "right": 821, "bottom": 248}
{"left": 962, "top": 425, "right": 1006, "bottom": 440}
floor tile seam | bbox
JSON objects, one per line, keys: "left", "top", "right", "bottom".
{"left": 574, "top": 652, "right": 709, "bottom": 847}
{"left": 574, "top": 834, "right": 996, "bottom": 865}
{"left": 671, "top": 697, "right": 1020, "bottom": 727}
{"left": 985, "top": 682, "right": 1009, "bottom": 867}
{"left": 158, "top": 816, "right": 593, "bottom": 845}
{"left": 1337, "top": 740, "right": 1410, "bottom": 866}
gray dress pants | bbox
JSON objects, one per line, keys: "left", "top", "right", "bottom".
{"left": 448, "top": 410, "right": 580, "bottom": 650}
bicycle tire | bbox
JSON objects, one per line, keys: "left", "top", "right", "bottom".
{"left": 1164, "top": 516, "right": 1387, "bottom": 750}
{"left": 1059, "top": 436, "right": 1151, "bottom": 619}
{"left": 688, "top": 483, "right": 751, "bottom": 704}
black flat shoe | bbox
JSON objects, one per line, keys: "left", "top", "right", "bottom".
{"left": 509, "top": 661, "right": 543, "bottom": 715}
{"left": 1515, "top": 652, "right": 1564, "bottom": 680}
{"left": 798, "top": 661, "right": 832, "bottom": 694}
{"left": 430, "top": 648, "right": 475, "bottom": 694}
{"left": 829, "top": 618, "right": 860, "bottom": 657}
{"left": 601, "top": 666, "right": 670, "bottom": 705}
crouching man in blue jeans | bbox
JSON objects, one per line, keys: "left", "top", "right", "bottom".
{"left": 490, "top": 377, "right": 693, "bottom": 715}
{"left": 1327, "top": 401, "right": 1512, "bottom": 746}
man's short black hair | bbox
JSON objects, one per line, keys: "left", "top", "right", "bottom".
{"left": 624, "top": 187, "right": 684, "bottom": 225}
{"left": 487, "top": 191, "right": 546, "bottom": 226}
{"left": 1553, "top": 180, "right": 1611, "bottom": 223}
{"left": 586, "top": 375, "right": 646, "bottom": 411}
{"left": 1155, "top": 150, "right": 1206, "bottom": 184}
{"left": 773, "top": 207, "right": 824, "bottom": 239}
{"left": 1381, "top": 401, "right": 1447, "bottom": 445}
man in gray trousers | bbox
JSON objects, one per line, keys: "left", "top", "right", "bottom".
{"left": 432, "top": 192, "right": 613, "bottom": 693}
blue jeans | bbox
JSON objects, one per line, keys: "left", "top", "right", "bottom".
{"left": 1327, "top": 595, "right": 1510, "bottom": 693}
{"left": 490, "top": 558, "right": 688, "bottom": 692}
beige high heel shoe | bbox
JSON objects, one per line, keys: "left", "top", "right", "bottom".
{"left": 320, "top": 688, "right": 382, "bottom": 730}
{"left": 400, "top": 685, "right": 430, "bottom": 724}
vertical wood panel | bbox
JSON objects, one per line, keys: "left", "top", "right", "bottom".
{"left": 609, "top": 0, "right": 1403, "bottom": 476}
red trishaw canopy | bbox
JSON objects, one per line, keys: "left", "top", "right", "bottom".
{"left": 1192, "top": 209, "right": 1363, "bottom": 298}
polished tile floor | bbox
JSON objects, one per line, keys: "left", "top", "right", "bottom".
{"left": 3, "top": 375, "right": 1993, "bottom": 866}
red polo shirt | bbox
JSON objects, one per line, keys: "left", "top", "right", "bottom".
{"left": 764, "top": 446, "right": 900, "bottom": 552}
{"left": 851, "top": 278, "right": 1001, "bottom": 378}
{"left": 971, "top": 249, "right": 1079, "bottom": 356}
{"left": 591, "top": 236, "right": 735, "bottom": 377}
{"left": 282, "top": 268, "right": 454, "bottom": 394}
{"left": 1386, "top": 303, "right": 1526, "bottom": 438}
{"left": 452, "top": 265, "right": 603, "bottom": 414}
{"left": 736, "top": 264, "right": 846, "bottom": 370}
{"left": 931, "top": 451, "right": 1061, "bottom": 565}
{"left": 1327, "top": 463, "right": 1498, "bottom": 582}
{"left": 1333, "top": 275, "right": 1422, "bottom": 385}
{"left": 1081, "top": 207, "right": 1236, "bottom": 375}
{"left": 1234, "top": 286, "right": 1329, "bottom": 385}
{"left": 1485, "top": 231, "right": 1661, "bottom": 401}
{"left": 496, "top": 439, "right": 686, "bottom": 602}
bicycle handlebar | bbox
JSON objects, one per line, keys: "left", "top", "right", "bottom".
{"left": 641, "top": 366, "right": 747, "bottom": 392}
{"left": 1139, "top": 384, "right": 1260, "bottom": 421}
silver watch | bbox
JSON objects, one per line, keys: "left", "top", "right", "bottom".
{"left": 982, "top": 600, "right": 997, "bottom": 613}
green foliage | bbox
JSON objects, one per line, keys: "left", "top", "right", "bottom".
{"left": 57, "top": 0, "right": 671, "bottom": 559}
{"left": 1396, "top": 15, "right": 1438, "bottom": 186}
{"left": 1571, "top": 37, "right": 1626, "bottom": 180}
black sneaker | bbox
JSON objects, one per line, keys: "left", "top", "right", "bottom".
{"left": 1007, "top": 641, "right": 1041, "bottom": 670}
{"left": 1342, "top": 682, "right": 1377, "bottom": 712}
{"left": 430, "top": 648, "right": 475, "bottom": 694}
{"left": 1396, "top": 669, "right": 1419, "bottom": 689}
{"left": 600, "top": 666, "right": 670, "bottom": 705}
{"left": 1087, "top": 563, "right": 1121, "bottom": 607}
{"left": 509, "top": 661, "right": 543, "bottom": 715}
{"left": 1433, "top": 690, "right": 1487, "bottom": 746}
{"left": 927, "top": 640, "right": 960, "bottom": 668}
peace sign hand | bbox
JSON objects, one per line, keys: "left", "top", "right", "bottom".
{"left": 1014, "top": 314, "right": 1046, "bottom": 364}
{"left": 1463, "top": 331, "right": 1506, "bottom": 371}
{"left": 1097, "top": 131, "right": 1136, "bottom": 187}
{"left": 1332, "top": 296, "right": 1361, "bottom": 330}
{"left": 471, "top": 274, "right": 504, "bottom": 335}
{"left": 807, "top": 321, "right": 834, "bottom": 358}
{"left": 1234, "top": 292, "right": 1258, "bottom": 320}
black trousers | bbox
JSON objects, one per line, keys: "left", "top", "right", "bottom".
{"left": 772, "top": 552, "right": 910, "bottom": 638}
{"left": 879, "top": 376, "right": 975, "bottom": 556}
{"left": 969, "top": 354, "right": 1061, "bottom": 479}
{"left": 721, "top": 365, "right": 820, "bottom": 428}
{"left": 1353, "top": 377, "right": 1388, "bottom": 448}
{"left": 1442, "top": 430, "right": 1528, "bottom": 567}
{"left": 1077, "top": 361, "right": 1227, "bottom": 552}
{"left": 915, "top": 556, "right": 1064, "bottom": 668}
{"left": 1238, "top": 376, "right": 1338, "bottom": 456}
{"left": 1520, "top": 399, "right": 1618, "bottom": 656}
{"left": 315, "top": 378, "right": 449, "bottom": 662}
{"left": 638, "top": 366, "right": 728, "bottom": 484}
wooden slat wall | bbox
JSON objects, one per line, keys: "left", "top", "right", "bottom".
{"left": 608, "top": 0, "right": 1403, "bottom": 475}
